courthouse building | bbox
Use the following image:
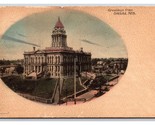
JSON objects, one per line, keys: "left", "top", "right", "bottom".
{"left": 23, "top": 17, "right": 91, "bottom": 78}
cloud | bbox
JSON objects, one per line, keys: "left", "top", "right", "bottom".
{"left": 17, "top": 32, "right": 27, "bottom": 37}
{"left": 80, "top": 39, "right": 101, "bottom": 46}
{"left": 1, "top": 35, "right": 40, "bottom": 47}
{"left": 81, "top": 39, "right": 119, "bottom": 48}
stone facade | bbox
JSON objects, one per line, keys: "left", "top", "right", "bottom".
{"left": 24, "top": 17, "right": 91, "bottom": 78}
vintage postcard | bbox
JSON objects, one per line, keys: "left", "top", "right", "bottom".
{"left": 0, "top": 6, "right": 154, "bottom": 118}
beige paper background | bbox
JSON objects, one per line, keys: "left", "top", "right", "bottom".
{"left": 0, "top": 6, "right": 155, "bottom": 118}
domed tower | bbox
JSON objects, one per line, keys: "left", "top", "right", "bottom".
{"left": 51, "top": 17, "right": 67, "bottom": 48}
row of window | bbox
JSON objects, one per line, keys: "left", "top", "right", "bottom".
{"left": 24, "top": 56, "right": 44, "bottom": 64}
{"left": 48, "top": 66, "right": 60, "bottom": 72}
{"left": 24, "top": 55, "right": 91, "bottom": 64}
{"left": 52, "top": 36, "right": 65, "bottom": 42}
{"left": 24, "top": 64, "right": 91, "bottom": 76}
{"left": 47, "top": 56, "right": 60, "bottom": 64}
{"left": 24, "top": 56, "right": 61, "bottom": 64}
{"left": 77, "top": 56, "right": 91, "bottom": 62}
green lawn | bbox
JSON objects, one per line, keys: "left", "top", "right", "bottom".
{"left": 2, "top": 75, "right": 35, "bottom": 93}
{"left": 1, "top": 74, "right": 118, "bottom": 102}
{"left": 1, "top": 75, "right": 57, "bottom": 99}
{"left": 61, "top": 78, "right": 85, "bottom": 98}
{"left": 32, "top": 78, "right": 57, "bottom": 99}
{"left": 2, "top": 75, "right": 85, "bottom": 99}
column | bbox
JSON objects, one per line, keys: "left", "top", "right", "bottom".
{"left": 58, "top": 36, "right": 60, "bottom": 47}
{"left": 53, "top": 37, "right": 55, "bottom": 47}
{"left": 52, "top": 37, "right": 54, "bottom": 46}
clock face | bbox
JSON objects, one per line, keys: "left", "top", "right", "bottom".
{"left": 0, "top": 8, "right": 128, "bottom": 105}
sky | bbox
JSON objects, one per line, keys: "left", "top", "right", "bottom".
{"left": 0, "top": 8, "right": 128, "bottom": 60}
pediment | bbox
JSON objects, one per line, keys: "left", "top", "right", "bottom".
{"left": 34, "top": 50, "right": 45, "bottom": 54}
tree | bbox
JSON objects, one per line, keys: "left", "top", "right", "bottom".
{"left": 0, "top": 67, "right": 5, "bottom": 76}
{"left": 15, "top": 64, "right": 24, "bottom": 74}
{"left": 90, "top": 76, "right": 107, "bottom": 89}
{"left": 92, "top": 76, "right": 107, "bottom": 97}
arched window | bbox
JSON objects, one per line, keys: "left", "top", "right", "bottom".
{"left": 67, "top": 56, "right": 69, "bottom": 62}
{"left": 52, "top": 56, "right": 54, "bottom": 64}
{"left": 50, "top": 56, "right": 51, "bottom": 64}
{"left": 58, "top": 56, "right": 60, "bottom": 64}
{"left": 55, "top": 56, "right": 57, "bottom": 64}
{"left": 55, "top": 66, "right": 57, "bottom": 71}
{"left": 58, "top": 66, "right": 60, "bottom": 72}
{"left": 68, "top": 56, "right": 70, "bottom": 62}
{"left": 38, "top": 57, "right": 40, "bottom": 64}
{"left": 64, "top": 56, "right": 66, "bottom": 62}
{"left": 36, "top": 57, "right": 37, "bottom": 63}
{"left": 47, "top": 56, "right": 49, "bottom": 63}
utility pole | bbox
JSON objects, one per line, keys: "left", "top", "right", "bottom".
{"left": 116, "top": 63, "right": 119, "bottom": 84}
{"left": 59, "top": 78, "right": 61, "bottom": 105}
{"left": 65, "top": 84, "right": 68, "bottom": 105}
{"left": 59, "top": 67, "right": 63, "bottom": 105}
{"left": 74, "top": 56, "right": 77, "bottom": 104}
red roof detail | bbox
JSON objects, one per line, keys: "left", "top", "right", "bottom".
{"left": 54, "top": 17, "right": 64, "bottom": 28}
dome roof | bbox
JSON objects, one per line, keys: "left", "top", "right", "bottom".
{"left": 54, "top": 17, "right": 64, "bottom": 28}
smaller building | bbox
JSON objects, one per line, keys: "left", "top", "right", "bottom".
{"left": 92, "top": 58, "right": 128, "bottom": 74}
